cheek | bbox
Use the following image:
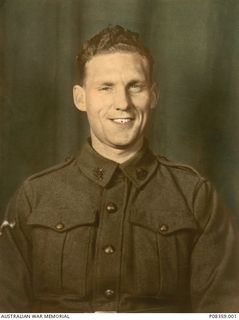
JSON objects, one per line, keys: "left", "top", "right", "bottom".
{"left": 132, "top": 95, "right": 151, "bottom": 113}
{"left": 132, "top": 91, "right": 151, "bottom": 104}
{"left": 86, "top": 93, "right": 112, "bottom": 112}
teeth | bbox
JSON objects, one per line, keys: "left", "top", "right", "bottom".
{"left": 113, "top": 118, "right": 131, "bottom": 124}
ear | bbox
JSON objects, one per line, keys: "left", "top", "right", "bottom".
{"left": 150, "top": 83, "right": 160, "bottom": 109}
{"left": 73, "top": 85, "right": 86, "bottom": 112}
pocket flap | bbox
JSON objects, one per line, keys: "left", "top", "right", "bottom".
{"left": 130, "top": 207, "right": 198, "bottom": 235}
{"left": 27, "top": 206, "right": 97, "bottom": 232}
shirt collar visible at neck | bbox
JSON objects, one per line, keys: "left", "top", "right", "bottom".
{"left": 76, "top": 140, "right": 158, "bottom": 188}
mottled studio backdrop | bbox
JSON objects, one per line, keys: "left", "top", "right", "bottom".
{"left": 0, "top": 0, "right": 239, "bottom": 221}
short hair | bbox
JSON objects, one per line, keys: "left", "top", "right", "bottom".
{"left": 76, "top": 25, "right": 154, "bottom": 85}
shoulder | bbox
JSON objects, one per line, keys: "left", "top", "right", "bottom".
{"left": 156, "top": 154, "right": 207, "bottom": 183}
{"left": 25, "top": 155, "right": 75, "bottom": 183}
{"left": 2, "top": 156, "right": 77, "bottom": 222}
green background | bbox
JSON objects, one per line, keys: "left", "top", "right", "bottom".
{"left": 1, "top": 0, "right": 239, "bottom": 221}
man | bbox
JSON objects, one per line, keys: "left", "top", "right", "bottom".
{"left": 0, "top": 25, "right": 238, "bottom": 313}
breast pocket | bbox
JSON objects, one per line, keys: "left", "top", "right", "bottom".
{"left": 27, "top": 206, "right": 97, "bottom": 298}
{"left": 129, "top": 207, "right": 198, "bottom": 298}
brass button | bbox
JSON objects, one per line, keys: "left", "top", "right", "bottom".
{"left": 159, "top": 224, "right": 169, "bottom": 233}
{"left": 104, "top": 245, "right": 115, "bottom": 254}
{"left": 136, "top": 168, "right": 148, "bottom": 180}
{"left": 55, "top": 223, "right": 65, "bottom": 231}
{"left": 106, "top": 202, "right": 118, "bottom": 214}
{"left": 104, "top": 289, "right": 114, "bottom": 298}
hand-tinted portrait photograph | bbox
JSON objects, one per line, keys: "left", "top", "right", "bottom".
{"left": 0, "top": 0, "right": 238, "bottom": 314}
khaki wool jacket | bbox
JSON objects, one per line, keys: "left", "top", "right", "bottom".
{"left": 0, "top": 141, "right": 238, "bottom": 312}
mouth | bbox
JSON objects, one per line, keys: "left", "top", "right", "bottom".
{"left": 110, "top": 117, "right": 134, "bottom": 124}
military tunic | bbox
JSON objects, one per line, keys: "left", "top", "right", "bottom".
{"left": 0, "top": 142, "right": 238, "bottom": 312}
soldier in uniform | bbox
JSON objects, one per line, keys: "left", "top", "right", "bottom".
{"left": 0, "top": 25, "right": 238, "bottom": 312}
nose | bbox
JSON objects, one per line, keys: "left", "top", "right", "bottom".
{"left": 114, "top": 87, "right": 130, "bottom": 111}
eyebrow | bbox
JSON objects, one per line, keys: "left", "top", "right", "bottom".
{"left": 97, "top": 82, "right": 114, "bottom": 87}
{"left": 126, "top": 80, "right": 147, "bottom": 88}
{"left": 128, "top": 79, "right": 146, "bottom": 85}
{"left": 96, "top": 79, "right": 146, "bottom": 86}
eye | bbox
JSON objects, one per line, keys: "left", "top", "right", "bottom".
{"left": 128, "top": 83, "right": 144, "bottom": 93}
{"left": 98, "top": 85, "right": 112, "bottom": 92}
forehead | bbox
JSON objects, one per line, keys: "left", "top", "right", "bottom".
{"left": 84, "top": 52, "right": 150, "bottom": 84}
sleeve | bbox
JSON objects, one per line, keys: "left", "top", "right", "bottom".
{"left": 190, "top": 179, "right": 239, "bottom": 312}
{"left": 0, "top": 183, "right": 33, "bottom": 312}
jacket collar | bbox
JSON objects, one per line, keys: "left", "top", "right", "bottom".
{"left": 76, "top": 140, "right": 158, "bottom": 188}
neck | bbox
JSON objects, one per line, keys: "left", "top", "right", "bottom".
{"left": 91, "top": 138, "right": 144, "bottom": 164}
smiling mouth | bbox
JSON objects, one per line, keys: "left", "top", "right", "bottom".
{"left": 111, "top": 118, "right": 134, "bottom": 124}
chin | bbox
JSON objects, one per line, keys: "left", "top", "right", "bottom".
{"left": 109, "top": 138, "right": 141, "bottom": 150}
